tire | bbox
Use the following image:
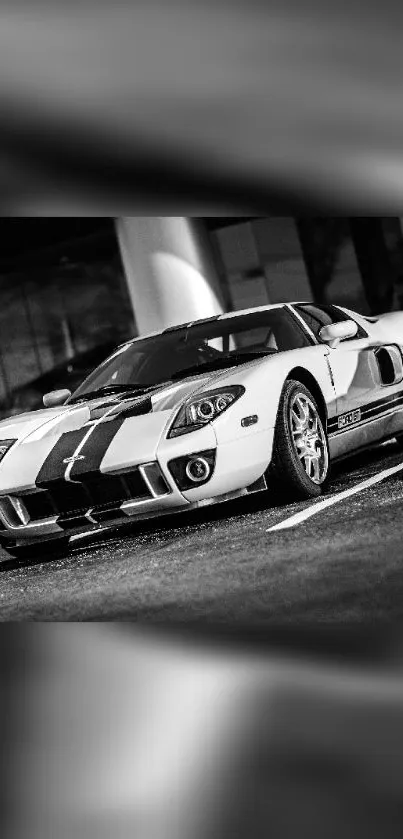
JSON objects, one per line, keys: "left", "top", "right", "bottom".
{"left": 0, "top": 534, "right": 69, "bottom": 561}
{"left": 269, "top": 379, "right": 330, "bottom": 500}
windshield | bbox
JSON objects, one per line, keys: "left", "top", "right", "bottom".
{"left": 70, "top": 308, "right": 310, "bottom": 401}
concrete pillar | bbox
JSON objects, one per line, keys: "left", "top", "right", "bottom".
{"left": 116, "top": 217, "right": 226, "bottom": 334}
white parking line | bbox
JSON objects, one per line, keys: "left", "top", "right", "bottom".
{"left": 267, "top": 460, "right": 403, "bottom": 532}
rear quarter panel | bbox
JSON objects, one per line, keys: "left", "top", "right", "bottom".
{"left": 370, "top": 312, "right": 403, "bottom": 346}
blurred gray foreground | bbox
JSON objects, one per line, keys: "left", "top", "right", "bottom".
{"left": 0, "top": 1, "right": 403, "bottom": 213}
{"left": 3, "top": 625, "right": 403, "bottom": 839}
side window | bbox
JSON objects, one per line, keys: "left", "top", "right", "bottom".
{"left": 266, "top": 310, "right": 312, "bottom": 351}
{"left": 294, "top": 305, "right": 336, "bottom": 339}
{"left": 295, "top": 305, "right": 368, "bottom": 341}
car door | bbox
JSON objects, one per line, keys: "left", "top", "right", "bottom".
{"left": 293, "top": 304, "right": 403, "bottom": 456}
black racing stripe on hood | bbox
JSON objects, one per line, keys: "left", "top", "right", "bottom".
{"left": 35, "top": 397, "right": 152, "bottom": 489}
{"left": 108, "top": 395, "right": 153, "bottom": 419}
{"left": 89, "top": 395, "right": 153, "bottom": 422}
{"left": 68, "top": 415, "right": 127, "bottom": 480}
{"left": 88, "top": 402, "right": 120, "bottom": 421}
{"left": 36, "top": 428, "right": 90, "bottom": 487}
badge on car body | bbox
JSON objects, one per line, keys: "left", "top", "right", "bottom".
{"left": 63, "top": 455, "right": 86, "bottom": 464}
{"left": 337, "top": 409, "right": 362, "bottom": 430}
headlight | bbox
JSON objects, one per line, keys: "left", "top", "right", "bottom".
{"left": 168, "top": 386, "right": 245, "bottom": 438}
{"left": 0, "top": 439, "right": 17, "bottom": 463}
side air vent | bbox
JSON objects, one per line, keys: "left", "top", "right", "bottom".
{"left": 375, "top": 347, "right": 403, "bottom": 387}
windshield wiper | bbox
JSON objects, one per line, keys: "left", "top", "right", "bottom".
{"left": 69, "top": 383, "right": 158, "bottom": 403}
{"left": 171, "top": 351, "right": 277, "bottom": 381}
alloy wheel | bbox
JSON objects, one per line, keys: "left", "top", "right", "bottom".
{"left": 289, "top": 393, "right": 328, "bottom": 484}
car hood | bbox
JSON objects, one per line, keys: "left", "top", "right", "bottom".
{"left": 0, "top": 365, "right": 252, "bottom": 445}
{"left": 0, "top": 359, "right": 273, "bottom": 494}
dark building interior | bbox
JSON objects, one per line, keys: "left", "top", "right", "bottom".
{"left": 1, "top": 217, "right": 403, "bottom": 419}
{"left": 0, "top": 219, "right": 134, "bottom": 417}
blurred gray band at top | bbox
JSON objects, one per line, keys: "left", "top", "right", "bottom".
{"left": 0, "top": 1, "right": 403, "bottom": 213}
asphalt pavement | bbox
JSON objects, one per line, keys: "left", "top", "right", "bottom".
{"left": 2, "top": 441, "right": 403, "bottom": 621}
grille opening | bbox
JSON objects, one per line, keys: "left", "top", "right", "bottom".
{"left": 41, "top": 480, "right": 90, "bottom": 516}
{"left": 121, "top": 470, "right": 151, "bottom": 501}
{"left": 91, "top": 508, "right": 129, "bottom": 523}
{"left": 80, "top": 473, "right": 130, "bottom": 506}
{"left": 57, "top": 514, "right": 93, "bottom": 530}
{"left": 22, "top": 490, "right": 56, "bottom": 521}
{"left": 18, "top": 467, "right": 154, "bottom": 523}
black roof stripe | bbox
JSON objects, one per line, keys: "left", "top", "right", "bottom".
{"left": 163, "top": 315, "right": 220, "bottom": 334}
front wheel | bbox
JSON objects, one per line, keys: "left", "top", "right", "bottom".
{"left": 269, "top": 379, "right": 330, "bottom": 500}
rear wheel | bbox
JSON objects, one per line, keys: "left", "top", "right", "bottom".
{"left": 269, "top": 379, "right": 329, "bottom": 499}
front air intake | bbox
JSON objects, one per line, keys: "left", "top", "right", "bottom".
{"left": 168, "top": 450, "right": 216, "bottom": 492}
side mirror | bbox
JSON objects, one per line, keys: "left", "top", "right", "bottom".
{"left": 43, "top": 389, "right": 71, "bottom": 408}
{"left": 318, "top": 320, "right": 359, "bottom": 349}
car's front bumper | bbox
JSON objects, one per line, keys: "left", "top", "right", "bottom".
{"left": 0, "top": 461, "right": 191, "bottom": 544}
{"left": 0, "top": 423, "right": 274, "bottom": 546}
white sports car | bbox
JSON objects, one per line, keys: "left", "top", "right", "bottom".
{"left": 1, "top": 301, "right": 403, "bottom": 559}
